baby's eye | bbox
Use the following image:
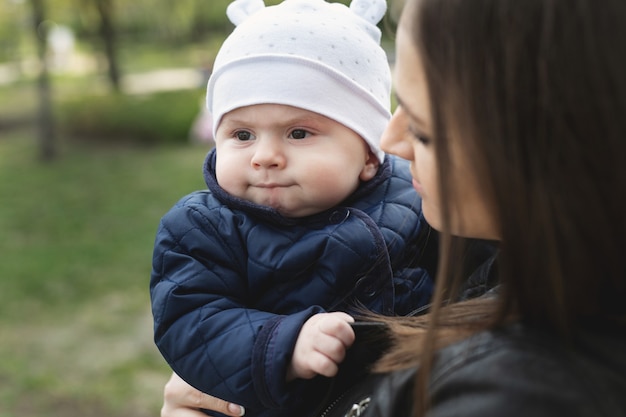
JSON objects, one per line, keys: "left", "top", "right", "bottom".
{"left": 289, "top": 129, "right": 310, "bottom": 140}
{"left": 234, "top": 130, "right": 254, "bottom": 141}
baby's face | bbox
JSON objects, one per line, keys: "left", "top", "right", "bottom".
{"left": 214, "top": 104, "right": 379, "bottom": 217}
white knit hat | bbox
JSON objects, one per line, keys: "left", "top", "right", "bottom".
{"left": 207, "top": 0, "right": 391, "bottom": 163}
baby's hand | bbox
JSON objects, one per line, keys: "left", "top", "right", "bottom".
{"left": 287, "top": 312, "right": 355, "bottom": 381}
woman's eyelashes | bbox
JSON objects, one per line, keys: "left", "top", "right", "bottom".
{"left": 408, "top": 125, "right": 431, "bottom": 145}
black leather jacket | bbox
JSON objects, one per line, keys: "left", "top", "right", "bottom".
{"left": 319, "top": 244, "right": 625, "bottom": 417}
{"left": 353, "top": 322, "right": 626, "bottom": 417}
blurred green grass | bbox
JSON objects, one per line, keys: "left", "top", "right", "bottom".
{"left": 0, "top": 129, "right": 211, "bottom": 416}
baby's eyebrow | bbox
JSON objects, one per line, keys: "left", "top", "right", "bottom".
{"left": 280, "top": 112, "right": 326, "bottom": 125}
{"left": 219, "top": 118, "right": 246, "bottom": 127}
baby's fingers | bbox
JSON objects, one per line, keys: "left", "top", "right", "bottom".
{"left": 307, "top": 348, "right": 341, "bottom": 378}
{"left": 318, "top": 312, "right": 356, "bottom": 347}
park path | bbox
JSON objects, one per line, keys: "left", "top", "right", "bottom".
{"left": 0, "top": 57, "right": 204, "bottom": 95}
{"left": 121, "top": 67, "right": 204, "bottom": 94}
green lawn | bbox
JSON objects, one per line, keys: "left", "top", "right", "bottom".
{"left": 0, "top": 129, "right": 211, "bottom": 417}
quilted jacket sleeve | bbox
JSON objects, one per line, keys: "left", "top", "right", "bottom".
{"left": 150, "top": 192, "right": 321, "bottom": 411}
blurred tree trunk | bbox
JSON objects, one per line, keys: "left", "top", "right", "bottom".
{"left": 30, "top": 0, "right": 56, "bottom": 162}
{"left": 94, "top": 0, "right": 121, "bottom": 91}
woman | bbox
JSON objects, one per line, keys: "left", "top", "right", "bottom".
{"left": 161, "top": 0, "right": 626, "bottom": 415}
{"left": 360, "top": 0, "right": 626, "bottom": 415}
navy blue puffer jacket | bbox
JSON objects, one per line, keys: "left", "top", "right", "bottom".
{"left": 150, "top": 150, "right": 434, "bottom": 416}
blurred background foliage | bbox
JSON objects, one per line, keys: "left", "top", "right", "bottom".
{"left": 0, "top": 0, "right": 398, "bottom": 416}
{"left": 0, "top": 0, "right": 284, "bottom": 148}
{"left": 0, "top": 0, "right": 385, "bottom": 149}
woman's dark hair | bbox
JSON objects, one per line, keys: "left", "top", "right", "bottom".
{"left": 376, "top": 0, "right": 626, "bottom": 415}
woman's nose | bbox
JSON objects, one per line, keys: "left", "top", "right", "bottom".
{"left": 381, "top": 107, "right": 414, "bottom": 160}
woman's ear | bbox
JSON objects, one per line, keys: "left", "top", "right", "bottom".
{"left": 360, "top": 151, "right": 381, "bottom": 181}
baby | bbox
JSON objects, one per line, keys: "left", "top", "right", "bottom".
{"left": 150, "top": 1, "right": 434, "bottom": 416}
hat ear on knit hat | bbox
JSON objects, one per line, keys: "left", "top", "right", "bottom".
{"left": 227, "top": 0, "right": 386, "bottom": 27}
{"left": 350, "top": 0, "right": 387, "bottom": 25}
{"left": 208, "top": 0, "right": 391, "bottom": 163}
{"left": 226, "top": 0, "right": 264, "bottom": 25}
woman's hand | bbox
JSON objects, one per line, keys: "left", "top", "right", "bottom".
{"left": 161, "top": 372, "right": 245, "bottom": 417}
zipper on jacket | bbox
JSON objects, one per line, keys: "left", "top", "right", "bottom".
{"left": 318, "top": 382, "right": 372, "bottom": 417}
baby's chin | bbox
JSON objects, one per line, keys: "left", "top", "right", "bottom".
{"left": 274, "top": 206, "right": 316, "bottom": 218}
{"left": 246, "top": 190, "right": 335, "bottom": 218}
{"left": 273, "top": 203, "right": 331, "bottom": 218}
{"left": 250, "top": 197, "right": 303, "bottom": 218}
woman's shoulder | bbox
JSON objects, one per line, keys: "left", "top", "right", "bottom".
{"left": 430, "top": 325, "right": 626, "bottom": 416}
{"left": 368, "top": 324, "right": 626, "bottom": 417}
